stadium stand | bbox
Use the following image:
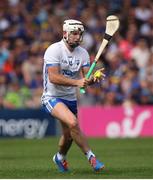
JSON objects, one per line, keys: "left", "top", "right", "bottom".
{"left": 0, "top": 0, "right": 153, "bottom": 109}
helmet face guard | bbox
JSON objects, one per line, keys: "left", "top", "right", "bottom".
{"left": 63, "top": 19, "right": 84, "bottom": 47}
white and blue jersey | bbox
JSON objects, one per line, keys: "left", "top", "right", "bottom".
{"left": 41, "top": 40, "right": 90, "bottom": 113}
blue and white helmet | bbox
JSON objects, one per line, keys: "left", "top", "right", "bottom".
{"left": 63, "top": 19, "right": 84, "bottom": 42}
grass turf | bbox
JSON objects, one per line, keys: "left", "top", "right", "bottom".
{"left": 0, "top": 137, "right": 153, "bottom": 179}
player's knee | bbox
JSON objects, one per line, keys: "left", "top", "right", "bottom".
{"left": 68, "top": 119, "right": 78, "bottom": 129}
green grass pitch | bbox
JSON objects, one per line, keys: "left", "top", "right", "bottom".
{"left": 0, "top": 137, "right": 153, "bottom": 178}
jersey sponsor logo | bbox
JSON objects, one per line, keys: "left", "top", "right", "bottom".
{"left": 62, "top": 69, "right": 77, "bottom": 76}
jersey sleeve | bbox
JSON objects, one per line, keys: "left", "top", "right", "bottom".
{"left": 44, "top": 44, "right": 60, "bottom": 66}
{"left": 81, "top": 49, "right": 90, "bottom": 67}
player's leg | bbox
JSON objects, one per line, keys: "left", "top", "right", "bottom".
{"left": 51, "top": 102, "right": 90, "bottom": 153}
{"left": 51, "top": 102, "right": 89, "bottom": 172}
{"left": 58, "top": 122, "right": 73, "bottom": 156}
{"left": 44, "top": 98, "right": 104, "bottom": 172}
{"left": 53, "top": 122, "right": 73, "bottom": 172}
{"left": 51, "top": 102, "right": 104, "bottom": 172}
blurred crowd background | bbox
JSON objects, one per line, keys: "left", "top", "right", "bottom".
{"left": 0, "top": 0, "right": 153, "bottom": 109}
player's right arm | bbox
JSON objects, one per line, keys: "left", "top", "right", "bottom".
{"left": 48, "top": 66, "right": 89, "bottom": 88}
{"left": 44, "top": 43, "right": 91, "bottom": 88}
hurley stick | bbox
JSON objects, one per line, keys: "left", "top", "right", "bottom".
{"left": 80, "top": 15, "right": 120, "bottom": 94}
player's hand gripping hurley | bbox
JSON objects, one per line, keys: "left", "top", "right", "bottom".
{"left": 80, "top": 15, "right": 120, "bottom": 94}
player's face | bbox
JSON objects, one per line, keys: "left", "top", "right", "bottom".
{"left": 67, "top": 30, "right": 83, "bottom": 48}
